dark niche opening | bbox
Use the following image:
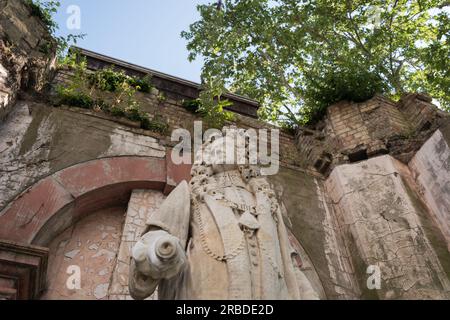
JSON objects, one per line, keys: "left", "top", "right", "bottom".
{"left": 348, "top": 149, "right": 369, "bottom": 163}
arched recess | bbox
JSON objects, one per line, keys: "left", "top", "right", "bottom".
{"left": 0, "top": 155, "right": 191, "bottom": 299}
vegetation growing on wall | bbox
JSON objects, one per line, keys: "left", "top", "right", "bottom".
{"left": 183, "top": 79, "right": 236, "bottom": 129}
{"left": 55, "top": 53, "right": 168, "bottom": 135}
{"left": 182, "top": 99, "right": 202, "bottom": 113}
{"left": 182, "top": 81, "right": 236, "bottom": 129}
{"left": 182, "top": 96, "right": 236, "bottom": 129}
{"left": 25, "top": 0, "right": 58, "bottom": 29}
{"left": 197, "top": 82, "right": 236, "bottom": 129}
{"left": 88, "top": 68, "right": 152, "bottom": 94}
{"left": 301, "top": 64, "right": 388, "bottom": 125}
{"left": 182, "top": 0, "right": 450, "bottom": 129}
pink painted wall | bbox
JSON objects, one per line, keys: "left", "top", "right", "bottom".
{"left": 41, "top": 207, "right": 125, "bottom": 300}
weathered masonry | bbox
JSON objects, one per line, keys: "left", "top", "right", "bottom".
{"left": 0, "top": 0, "right": 449, "bottom": 300}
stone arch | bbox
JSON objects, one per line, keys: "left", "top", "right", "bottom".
{"left": 0, "top": 155, "right": 191, "bottom": 299}
{"left": 0, "top": 155, "right": 192, "bottom": 246}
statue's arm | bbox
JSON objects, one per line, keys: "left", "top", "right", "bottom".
{"left": 143, "top": 180, "right": 191, "bottom": 248}
{"left": 129, "top": 181, "right": 191, "bottom": 300}
{"left": 129, "top": 253, "right": 159, "bottom": 300}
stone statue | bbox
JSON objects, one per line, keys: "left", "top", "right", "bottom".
{"left": 129, "top": 129, "right": 319, "bottom": 300}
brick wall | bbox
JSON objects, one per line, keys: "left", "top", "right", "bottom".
{"left": 327, "top": 100, "right": 373, "bottom": 150}
{"left": 326, "top": 95, "right": 411, "bottom": 156}
{"left": 297, "top": 94, "right": 449, "bottom": 175}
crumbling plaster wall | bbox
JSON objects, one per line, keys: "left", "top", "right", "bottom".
{"left": 0, "top": 101, "right": 166, "bottom": 211}
{"left": 41, "top": 207, "right": 125, "bottom": 300}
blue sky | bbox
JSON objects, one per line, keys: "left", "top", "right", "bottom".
{"left": 53, "top": 0, "right": 212, "bottom": 82}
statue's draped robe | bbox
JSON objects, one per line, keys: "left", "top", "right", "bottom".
{"left": 139, "top": 173, "right": 313, "bottom": 300}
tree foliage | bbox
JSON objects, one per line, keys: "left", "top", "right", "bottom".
{"left": 182, "top": 0, "right": 450, "bottom": 127}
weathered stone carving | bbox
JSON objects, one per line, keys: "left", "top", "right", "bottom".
{"left": 129, "top": 129, "right": 319, "bottom": 300}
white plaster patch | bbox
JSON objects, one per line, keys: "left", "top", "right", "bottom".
{"left": 92, "top": 249, "right": 116, "bottom": 262}
{"left": 88, "top": 244, "right": 99, "bottom": 251}
{"left": 65, "top": 249, "right": 80, "bottom": 259}
{"left": 98, "top": 269, "right": 108, "bottom": 276}
{"left": 0, "top": 63, "right": 8, "bottom": 85}
{"left": 103, "top": 127, "right": 166, "bottom": 158}
{"left": 94, "top": 283, "right": 109, "bottom": 300}
{"left": 0, "top": 93, "right": 11, "bottom": 109}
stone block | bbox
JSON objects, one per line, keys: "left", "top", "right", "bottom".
{"left": 326, "top": 155, "right": 450, "bottom": 299}
{"left": 409, "top": 129, "right": 450, "bottom": 250}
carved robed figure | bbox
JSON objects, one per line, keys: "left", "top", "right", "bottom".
{"left": 129, "top": 130, "right": 319, "bottom": 300}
